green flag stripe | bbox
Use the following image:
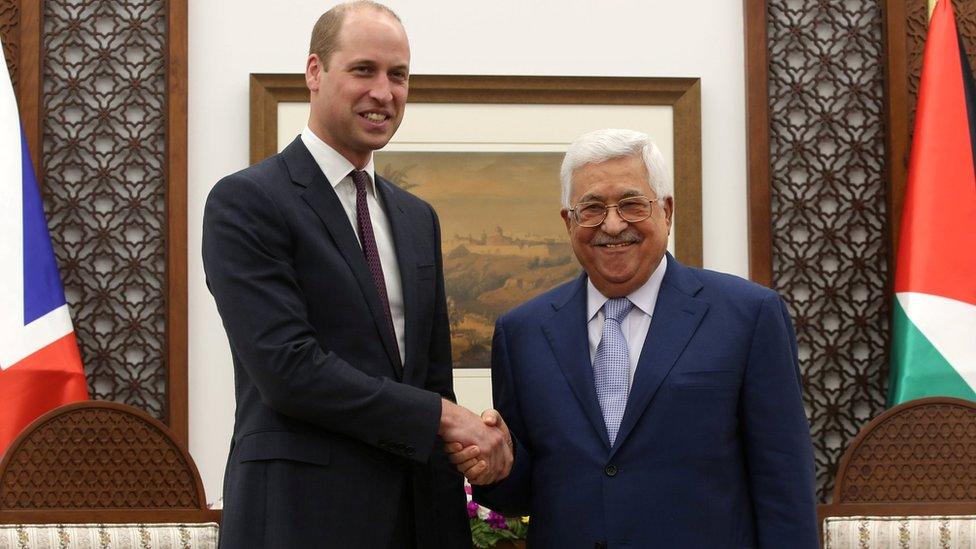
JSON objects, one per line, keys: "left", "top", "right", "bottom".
{"left": 888, "top": 298, "right": 976, "bottom": 406}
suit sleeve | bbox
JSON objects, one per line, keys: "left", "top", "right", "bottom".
{"left": 741, "top": 292, "right": 819, "bottom": 548}
{"left": 415, "top": 205, "right": 474, "bottom": 546}
{"left": 202, "top": 173, "right": 441, "bottom": 463}
{"left": 472, "top": 317, "right": 533, "bottom": 515}
{"left": 421, "top": 205, "right": 456, "bottom": 402}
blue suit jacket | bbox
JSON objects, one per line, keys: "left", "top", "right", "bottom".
{"left": 474, "top": 254, "right": 817, "bottom": 548}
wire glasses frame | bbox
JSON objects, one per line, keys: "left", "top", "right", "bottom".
{"left": 568, "top": 196, "right": 659, "bottom": 228}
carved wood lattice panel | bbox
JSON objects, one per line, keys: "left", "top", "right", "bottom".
{"left": 0, "top": 406, "right": 199, "bottom": 509}
{"left": 837, "top": 403, "right": 976, "bottom": 503}
{"left": 0, "top": 0, "right": 17, "bottom": 87}
{"left": 41, "top": 0, "right": 168, "bottom": 421}
{"left": 766, "top": 0, "right": 891, "bottom": 502}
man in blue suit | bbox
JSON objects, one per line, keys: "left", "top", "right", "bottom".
{"left": 468, "top": 129, "right": 818, "bottom": 548}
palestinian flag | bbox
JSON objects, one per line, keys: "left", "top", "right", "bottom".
{"left": 888, "top": 0, "right": 976, "bottom": 405}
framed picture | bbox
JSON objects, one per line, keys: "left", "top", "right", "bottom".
{"left": 250, "top": 75, "right": 701, "bottom": 369}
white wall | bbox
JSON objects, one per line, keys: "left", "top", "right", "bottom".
{"left": 188, "top": 0, "right": 748, "bottom": 503}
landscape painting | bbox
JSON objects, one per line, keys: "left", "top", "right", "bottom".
{"left": 375, "top": 151, "right": 580, "bottom": 369}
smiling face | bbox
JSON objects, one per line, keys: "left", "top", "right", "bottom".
{"left": 561, "top": 154, "right": 673, "bottom": 298}
{"left": 305, "top": 8, "right": 409, "bottom": 168}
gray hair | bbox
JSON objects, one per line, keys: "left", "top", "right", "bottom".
{"left": 559, "top": 128, "right": 673, "bottom": 208}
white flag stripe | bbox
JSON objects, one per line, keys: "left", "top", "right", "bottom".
{"left": 0, "top": 41, "right": 27, "bottom": 371}
{"left": 1, "top": 42, "right": 77, "bottom": 371}
{"left": 0, "top": 305, "right": 74, "bottom": 368}
{"left": 897, "top": 291, "right": 976, "bottom": 391}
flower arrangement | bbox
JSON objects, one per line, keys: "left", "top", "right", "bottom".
{"left": 465, "top": 482, "right": 529, "bottom": 548}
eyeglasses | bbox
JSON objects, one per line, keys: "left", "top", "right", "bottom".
{"left": 568, "top": 196, "right": 657, "bottom": 227}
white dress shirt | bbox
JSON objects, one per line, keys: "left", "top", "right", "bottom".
{"left": 586, "top": 255, "right": 668, "bottom": 388}
{"left": 301, "top": 126, "right": 405, "bottom": 364}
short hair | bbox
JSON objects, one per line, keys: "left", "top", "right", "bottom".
{"left": 309, "top": 1, "right": 403, "bottom": 70}
{"left": 559, "top": 128, "right": 673, "bottom": 208}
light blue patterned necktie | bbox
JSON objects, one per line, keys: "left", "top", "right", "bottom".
{"left": 593, "top": 297, "right": 634, "bottom": 446}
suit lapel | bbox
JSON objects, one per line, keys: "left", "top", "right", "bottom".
{"left": 283, "top": 138, "right": 403, "bottom": 377}
{"left": 376, "top": 176, "right": 421, "bottom": 385}
{"left": 609, "top": 255, "right": 708, "bottom": 458}
{"left": 542, "top": 274, "right": 612, "bottom": 449}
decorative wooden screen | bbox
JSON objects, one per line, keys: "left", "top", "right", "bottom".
{"left": 42, "top": 0, "right": 169, "bottom": 421}
{"left": 0, "top": 2, "right": 16, "bottom": 87}
{"left": 0, "top": 401, "right": 219, "bottom": 523}
{"left": 0, "top": 0, "right": 187, "bottom": 445}
{"left": 747, "top": 0, "right": 892, "bottom": 501}
{"left": 817, "top": 397, "right": 976, "bottom": 530}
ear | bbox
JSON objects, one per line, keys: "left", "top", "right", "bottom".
{"left": 306, "top": 54, "right": 323, "bottom": 92}
{"left": 662, "top": 196, "right": 674, "bottom": 228}
{"left": 561, "top": 208, "right": 573, "bottom": 234}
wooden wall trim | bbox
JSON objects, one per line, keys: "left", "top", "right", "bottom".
{"left": 167, "top": 0, "right": 189, "bottom": 447}
{"left": 883, "top": 0, "right": 910, "bottom": 269}
{"left": 743, "top": 0, "right": 772, "bottom": 287}
{"left": 671, "top": 79, "right": 703, "bottom": 268}
{"left": 17, "top": 0, "right": 40, "bottom": 177}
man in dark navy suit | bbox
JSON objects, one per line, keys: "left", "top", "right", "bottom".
{"left": 203, "top": 2, "right": 510, "bottom": 547}
{"left": 467, "top": 129, "right": 818, "bottom": 548}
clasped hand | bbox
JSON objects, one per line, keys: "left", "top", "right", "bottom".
{"left": 439, "top": 400, "right": 513, "bottom": 485}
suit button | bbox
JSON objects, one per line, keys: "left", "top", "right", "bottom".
{"left": 604, "top": 464, "right": 618, "bottom": 477}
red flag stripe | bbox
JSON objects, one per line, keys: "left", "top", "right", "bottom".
{"left": 893, "top": 0, "right": 976, "bottom": 305}
{"left": 0, "top": 333, "right": 88, "bottom": 452}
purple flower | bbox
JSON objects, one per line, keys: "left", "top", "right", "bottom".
{"left": 466, "top": 500, "right": 480, "bottom": 518}
{"left": 486, "top": 511, "right": 508, "bottom": 530}
{"left": 464, "top": 484, "right": 472, "bottom": 495}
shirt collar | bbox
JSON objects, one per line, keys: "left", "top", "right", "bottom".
{"left": 301, "top": 125, "right": 377, "bottom": 194}
{"left": 586, "top": 254, "right": 668, "bottom": 322}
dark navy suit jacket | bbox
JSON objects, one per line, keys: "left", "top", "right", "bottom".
{"left": 475, "top": 254, "right": 817, "bottom": 548}
{"left": 203, "top": 137, "right": 470, "bottom": 548}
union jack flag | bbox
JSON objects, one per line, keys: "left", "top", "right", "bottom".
{"left": 0, "top": 41, "right": 87, "bottom": 455}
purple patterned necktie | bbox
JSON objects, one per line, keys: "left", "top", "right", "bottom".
{"left": 350, "top": 170, "right": 400, "bottom": 364}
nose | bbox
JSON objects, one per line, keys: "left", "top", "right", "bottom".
{"left": 368, "top": 76, "right": 394, "bottom": 103}
{"left": 600, "top": 206, "right": 628, "bottom": 235}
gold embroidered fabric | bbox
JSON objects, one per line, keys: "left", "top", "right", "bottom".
{"left": 0, "top": 523, "right": 218, "bottom": 548}
{"left": 824, "top": 515, "right": 976, "bottom": 548}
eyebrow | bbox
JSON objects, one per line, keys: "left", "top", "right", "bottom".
{"left": 577, "top": 189, "right": 645, "bottom": 203}
{"left": 345, "top": 58, "right": 409, "bottom": 72}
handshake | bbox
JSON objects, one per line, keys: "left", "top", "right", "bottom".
{"left": 438, "top": 399, "right": 513, "bottom": 485}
